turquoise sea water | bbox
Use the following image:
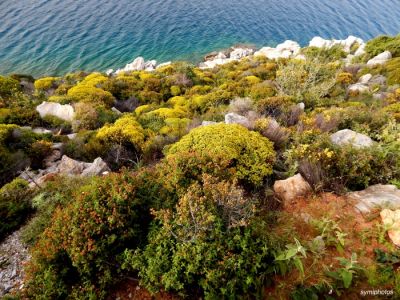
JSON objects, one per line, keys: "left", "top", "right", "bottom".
{"left": 0, "top": 0, "right": 400, "bottom": 77}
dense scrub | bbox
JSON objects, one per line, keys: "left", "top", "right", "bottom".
{"left": 1, "top": 35, "right": 400, "bottom": 299}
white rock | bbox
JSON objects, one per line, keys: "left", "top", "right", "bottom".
{"left": 358, "top": 74, "right": 372, "bottom": 84}
{"left": 330, "top": 129, "right": 373, "bottom": 148}
{"left": 105, "top": 69, "right": 114, "bottom": 76}
{"left": 229, "top": 48, "right": 253, "bottom": 60}
{"left": 367, "top": 51, "right": 392, "bottom": 66}
{"left": 67, "top": 133, "right": 77, "bottom": 140}
{"left": 156, "top": 61, "right": 172, "bottom": 69}
{"left": 348, "top": 83, "right": 370, "bottom": 94}
{"left": 309, "top": 36, "right": 364, "bottom": 53}
{"left": 354, "top": 43, "right": 366, "bottom": 56}
{"left": 216, "top": 52, "right": 227, "bottom": 59}
{"left": 349, "top": 184, "right": 400, "bottom": 214}
{"left": 32, "top": 128, "right": 52, "bottom": 135}
{"left": 36, "top": 101, "right": 75, "bottom": 122}
{"left": 254, "top": 40, "right": 300, "bottom": 59}
{"left": 144, "top": 60, "right": 157, "bottom": 71}
{"left": 224, "top": 112, "right": 250, "bottom": 128}
{"left": 116, "top": 57, "right": 145, "bottom": 74}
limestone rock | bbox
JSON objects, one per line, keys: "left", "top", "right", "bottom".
{"left": 229, "top": 47, "right": 254, "bottom": 60}
{"left": 115, "top": 56, "right": 158, "bottom": 73}
{"left": 330, "top": 129, "right": 373, "bottom": 148}
{"left": 201, "top": 120, "right": 217, "bottom": 126}
{"left": 358, "top": 74, "right": 372, "bottom": 84}
{"left": 81, "top": 157, "right": 110, "bottom": 177}
{"left": 36, "top": 101, "right": 75, "bottom": 122}
{"left": 255, "top": 40, "right": 300, "bottom": 59}
{"left": 273, "top": 174, "right": 312, "bottom": 204}
{"left": 349, "top": 184, "right": 400, "bottom": 214}
{"left": 380, "top": 209, "right": 400, "bottom": 246}
{"left": 348, "top": 83, "right": 370, "bottom": 94}
{"left": 309, "top": 36, "right": 364, "bottom": 54}
{"left": 224, "top": 112, "right": 250, "bottom": 128}
{"left": 367, "top": 51, "right": 392, "bottom": 66}
{"left": 57, "top": 155, "right": 87, "bottom": 175}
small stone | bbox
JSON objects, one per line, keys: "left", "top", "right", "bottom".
{"left": 273, "top": 174, "right": 312, "bottom": 205}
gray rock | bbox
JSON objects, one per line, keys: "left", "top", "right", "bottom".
{"left": 330, "top": 129, "right": 373, "bottom": 148}
{"left": 57, "top": 155, "right": 86, "bottom": 175}
{"left": 224, "top": 112, "right": 250, "bottom": 128}
{"left": 81, "top": 157, "right": 111, "bottom": 177}
{"left": 273, "top": 174, "right": 312, "bottom": 205}
{"left": 373, "top": 92, "right": 388, "bottom": 101}
{"left": 358, "top": 74, "right": 372, "bottom": 84}
{"left": 367, "top": 51, "right": 392, "bottom": 66}
{"left": 369, "top": 75, "right": 386, "bottom": 86}
{"left": 348, "top": 185, "right": 400, "bottom": 215}
{"left": 201, "top": 120, "right": 217, "bottom": 126}
{"left": 36, "top": 101, "right": 75, "bottom": 122}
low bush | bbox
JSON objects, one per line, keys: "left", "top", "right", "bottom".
{"left": 0, "top": 178, "right": 33, "bottom": 240}
{"left": 365, "top": 35, "right": 400, "bottom": 58}
{"left": 164, "top": 123, "right": 276, "bottom": 187}
{"left": 25, "top": 171, "right": 154, "bottom": 299}
{"left": 123, "top": 175, "right": 278, "bottom": 299}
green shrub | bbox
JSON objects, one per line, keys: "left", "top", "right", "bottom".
{"left": 123, "top": 175, "right": 277, "bottom": 299}
{"left": 164, "top": 123, "right": 276, "bottom": 187}
{"left": 275, "top": 58, "right": 338, "bottom": 108}
{"left": 386, "top": 57, "right": 400, "bottom": 85}
{"left": 302, "top": 45, "right": 347, "bottom": 62}
{"left": 25, "top": 171, "right": 153, "bottom": 299}
{"left": 0, "top": 75, "right": 20, "bottom": 100}
{"left": 0, "top": 178, "right": 33, "bottom": 240}
{"left": 365, "top": 35, "right": 400, "bottom": 58}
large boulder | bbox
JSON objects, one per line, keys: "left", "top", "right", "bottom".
{"left": 367, "top": 51, "right": 392, "bottom": 66}
{"left": 36, "top": 102, "right": 75, "bottom": 122}
{"left": 224, "top": 112, "right": 251, "bottom": 128}
{"left": 330, "top": 129, "right": 373, "bottom": 148}
{"left": 348, "top": 184, "right": 400, "bottom": 215}
{"left": 273, "top": 174, "right": 312, "bottom": 204}
{"left": 380, "top": 209, "right": 400, "bottom": 246}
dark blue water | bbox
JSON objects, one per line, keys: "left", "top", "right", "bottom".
{"left": 0, "top": 0, "right": 399, "bottom": 77}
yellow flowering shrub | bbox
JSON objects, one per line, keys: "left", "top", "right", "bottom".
{"left": 164, "top": 123, "right": 276, "bottom": 186}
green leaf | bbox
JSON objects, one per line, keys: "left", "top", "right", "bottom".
{"left": 341, "top": 270, "right": 353, "bottom": 288}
